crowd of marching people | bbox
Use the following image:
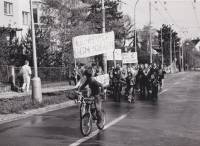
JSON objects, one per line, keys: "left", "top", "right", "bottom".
{"left": 69, "top": 61, "right": 166, "bottom": 103}
{"left": 108, "top": 62, "right": 166, "bottom": 102}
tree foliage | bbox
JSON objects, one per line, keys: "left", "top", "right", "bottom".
{"left": 157, "top": 24, "right": 180, "bottom": 66}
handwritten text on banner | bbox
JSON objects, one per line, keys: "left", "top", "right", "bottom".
{"left": 122, "top": 52, "right": 138, "bottom": 64}
{"left": 72, "top": 31, "right": 115, "bottom": 58}
{"left": 94, "top": 74, "right": 109, "bottom": 87}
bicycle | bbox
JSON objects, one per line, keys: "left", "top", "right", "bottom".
{"left": 75, "top": 91, "right": 106, "bottom": 137}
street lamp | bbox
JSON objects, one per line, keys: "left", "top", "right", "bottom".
{"left": 134, "top": 0, "right": 140, "bottom": 52}
{"left": 30, "top": 0, "right": 42, "bottom": 103}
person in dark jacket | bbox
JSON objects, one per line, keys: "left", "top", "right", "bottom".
{"left": 149, "top": 62, "right": 159, "bottom": 101}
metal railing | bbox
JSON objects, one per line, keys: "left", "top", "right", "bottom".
{"left": 14, "top": 67, "right": 70, "bottom": 84}
{"left": 0, "top": 65, "right": 9, "bottom": 84}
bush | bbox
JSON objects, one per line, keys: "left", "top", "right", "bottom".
{"left": 0, "top": 90, "right": 76, "bottom": 114}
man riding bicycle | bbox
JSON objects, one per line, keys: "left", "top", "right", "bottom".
{"left": 78, "top": 68, "right": 105, "bottom": 127}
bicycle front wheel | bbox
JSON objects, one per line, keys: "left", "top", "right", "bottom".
{"left": 80, "top": 113, "right": 92, "bottom": 137}
{"left": 80, "top": 103, "right": 86, "bottom": 118}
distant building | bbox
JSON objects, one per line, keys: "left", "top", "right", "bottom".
{"left": 192, "top": 39, "right": 200, "bottom": 52}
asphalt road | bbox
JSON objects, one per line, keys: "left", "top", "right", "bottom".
{"left": 0, "top": 71, "right": 200, "bottom": 146}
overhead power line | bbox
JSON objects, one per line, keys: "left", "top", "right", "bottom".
{"left": 191, "top": 0, "right": 200, "bottom": 30}
{"left": 158, "top": 0, "right": 181, "bottom": 30}
{"left": 147, "top": 0, "right": 168, "bottom": 23}
{"left": 118, "top": 0, "right": 167, "bottom": 23}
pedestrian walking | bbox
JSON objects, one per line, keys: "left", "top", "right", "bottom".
{"left": 20, "top": 60, "right": 32, "bottom": 93}
{"left": 158, "top": 64, "right": 166, "bottom": 90}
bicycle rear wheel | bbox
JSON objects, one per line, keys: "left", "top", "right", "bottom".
{"left": 97, "top": 109, "right": 106, "bottom": 130}
{"left": 80, "top": 113, "right": 92, "bottom": 137}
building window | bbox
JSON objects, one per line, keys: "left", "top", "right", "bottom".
{"left": 4, "top": 2, "right": 13, "bottom": 15}
{"left": 22, "top": 11, "right": 29, "bottom": 25}
{"left": 33, "top": 8, "right": 38, "bottom": 24}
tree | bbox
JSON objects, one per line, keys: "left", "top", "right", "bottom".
{"left": 0, "top": 28, "right": 24, "bottom": 66}
{"left": 157, "top": 24, "right": 180, "bottom": 66}
{"left": 40, "top": 0, "right": 92, "bottom": 66}
{"left": 21, "top": 27, "right": 52, "bottom": 67}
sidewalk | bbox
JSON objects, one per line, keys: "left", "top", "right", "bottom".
{"left": 0, "top": 84, "right": 76, "bottom": 99}
{"left": 0, "top": 84, "right": 77, "bottom": 124}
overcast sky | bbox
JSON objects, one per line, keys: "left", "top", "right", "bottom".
{"left": 120, "top": 0, "right": 200, "bottom": 40}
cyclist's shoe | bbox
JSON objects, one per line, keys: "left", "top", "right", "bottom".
{"left": 97, "top": 118, "right": 104, "bottom": 127}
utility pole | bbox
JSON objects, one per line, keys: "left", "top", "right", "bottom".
{"left": 102, "top": 0, "right": 107, "bottom": 73}
{"left": 182, "top": 44, "right": 184, "bottom": 71}
{"left": 134, "top": 0, "right": 140, "bottom": 52}
{"left": 161, "top": 28, "right": 163, "bottom": 67}
{"left": 174, "top": 39, "right": 176, "bottom": 66}
{"left": 170, "top": 26, "right": 173, "bottom": 66}
{"left": 149, "top": 1, "right": 152, "bottom": 63}
{"left": 30, "top": 0, "right": 42, "bottom": 103}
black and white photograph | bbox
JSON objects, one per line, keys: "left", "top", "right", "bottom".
{"left": 0, "top": 0, "right": 200, "bottom": 145}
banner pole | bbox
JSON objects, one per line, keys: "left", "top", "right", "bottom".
{"left": 74, "top": 59, "right": 77, "bottom": 84}
{"left": 113, "top": 51, "right": 116, "bottom": 68}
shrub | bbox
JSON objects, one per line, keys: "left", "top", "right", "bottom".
{"left": 0, "top": 90, "right": 76, "bottom": 114}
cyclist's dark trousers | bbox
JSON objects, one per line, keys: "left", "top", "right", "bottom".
{"left": 94, "top": 94, "right": 103, "bottom": 121}
{"left": 152, "top": 84, "right": 158, "bottom": 99}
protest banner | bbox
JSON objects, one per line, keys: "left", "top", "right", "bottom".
{"left": 72, "top": 31, "right": 115, "bottom": 58}
{"left": 94, "top": 74, "right": 109, "bottom": 87}
{"left": 122, "top": 52, "right": 138, "bottom": 64}
{"left": 106, "top": 49, "right": 122, "bottom": 60}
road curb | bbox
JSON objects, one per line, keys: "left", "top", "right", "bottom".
{"left": 0, "top": 100, "right": 76, "bottom": 125}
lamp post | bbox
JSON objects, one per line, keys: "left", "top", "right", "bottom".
{"left": 102, "top": 0, "right": 107, "bottom": 73}
{"left": 30, "top": 0, "right": 42, "bottom": 103}
{"left": 134, "top": 0, "right": 140, "bottom": 52}
{"left": 161, "top": 28, "right": 163, "bottom": 67}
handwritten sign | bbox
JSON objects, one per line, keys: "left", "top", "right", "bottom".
{"left": 122, "top": 52, "right": 138, "bottom": 64}
{"left": 107, "top": 49, "right": 122, "bottom": 60}
{"left": 72, "top": 31, "right": 115, "bottom": 58}
{"left": 94, "top": 74, "right": 109, "bottom": 87}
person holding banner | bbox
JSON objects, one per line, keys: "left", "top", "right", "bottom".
{"left": 126, "top": 71, "right": 135, "bottom": 102}
{"left": 96, "top": 66, "right": 104, "bottom": 76}
{"left": 112, "top": 65, "right": 123, "bottom": 102}
{"left": 149, "top": 62, "right": 159, "bottom": 101}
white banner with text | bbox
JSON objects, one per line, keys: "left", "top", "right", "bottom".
{"left": 122, "top": 52, "right": 138, "bottom": 64}
{"left": 72, "top": 31, "right": 115, "bottom": 58}
{"left": 94, "top": 74, "right": 109, "bottom": 87}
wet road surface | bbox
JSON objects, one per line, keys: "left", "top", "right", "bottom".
{"left": 0, "top": 71, "right": 200, "bottom": 146}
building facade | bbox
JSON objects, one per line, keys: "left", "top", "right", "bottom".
{"left": 0, "top": 0, "right": 31, "bottom": 40}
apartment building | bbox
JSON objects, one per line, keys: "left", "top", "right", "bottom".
{"left": 0, "top": 0, "right": 32, "bottom": 40}
{"left": 0, "top": 0, "right": 44, "bottom": 41}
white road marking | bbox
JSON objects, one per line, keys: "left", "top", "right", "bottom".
{"left": 174, "top": 82, "right": 180, "bottom": 84}
{"left": 158, "top": 89, "right": 168, "bottom": 95}
{"left": 69, "top": 105, "right": 142, "bottom": 146}
{"left": 69, "top": 115, "right": 127, "bottom": 146}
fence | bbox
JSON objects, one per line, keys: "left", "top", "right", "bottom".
{"left": 14, "top": 67, "right": 70, "bottom": 85}
{"left": 0, "top": 65, "right": 9, "bottom": 84}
